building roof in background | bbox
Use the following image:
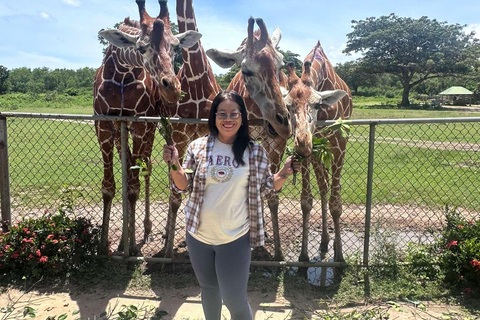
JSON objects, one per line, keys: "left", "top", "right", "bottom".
{"left": 439, "top": 86, "right": 474, "bottom": 95}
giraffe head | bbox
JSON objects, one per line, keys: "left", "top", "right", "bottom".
{"left": 284, "top": 62, "right": 347, "bottom": 157}
{"left": 99, "top": 0, "right": 201, "bottom": 104}
{"left": 206, "top": 18, "right": 292, "bottom": 139}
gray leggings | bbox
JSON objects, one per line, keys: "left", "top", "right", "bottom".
{"left": 186, "top": 231, "right": 253, "bottom": 320}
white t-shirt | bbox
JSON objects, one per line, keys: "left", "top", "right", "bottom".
{"left": 189, "top": 138, "right": 250, "bottom": 245}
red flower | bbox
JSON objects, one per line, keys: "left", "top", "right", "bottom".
{"left": 36, "top": 249, "right": 41, "bottom": 257}
{"left": 0, "top": 251, "right": 3, "bottom": 257}
{"left": 50, "top": 223, "right": 55, "bottom": 227}
{"left": 47, "top": 234, "right": 54, "bottom": 240}
{"left": 468, "top": 221, "right": 474, "bottom": 225}
{"left": 11, "top": 251, "right": 19, "bottom": 259}
{"left": 470, "top": 259, "right": 480, "bottom": 268}
{"left": 3, "top": 245, "right": 10, "bottom": 251}
{"left": 27, "top": 254, "right": 34, "bottom": 261}
{"left": 446, "top": 240, "right": 458, "bottom": 248}
{"left": 74, "top": 238, "right": 82, "bottom": 243}
{"left": 457, "top": 224, "right": 464, "bottom": 229}
{"left": 39, "top": 256, "right": 48, "bottom": 263}
{"left": 52, "top": 240, "right": 58, "bottom": 244}
{"left": 22, "top": 228, "right": 30, "bottom": 234}
{"left": 465, "top": 287, "right": 472, "bottom": 293}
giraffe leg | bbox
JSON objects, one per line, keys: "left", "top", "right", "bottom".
{"left": 141, "top": 124, "right": 156, "bottom": 244}
{"left": 299, "top": 158, "right": 312, "bottom": 263}
{"left": 330, "top": 134, "right": 347, "bottom": 263}
{"left": 95, "top": 120, "right": 116, "bottom": 256}
{"left": 123, "top": 122, "right": 155, "bottom": 256}
{"left": 112, "top": 122, "right": 133, "bottom": 254}
{"left": 264, "top": 137, "right": 286, "bottom": 261}
{"left": 312, "top": 158, "right": 330, "bottom": 260}
{"left": 164, "top": 131, "right": 190, "bottom": 258}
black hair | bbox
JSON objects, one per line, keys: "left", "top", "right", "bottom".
{"left": 208, "top": 90, "right": 251, "bottom": 166}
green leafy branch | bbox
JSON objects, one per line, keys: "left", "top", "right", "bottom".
{"left": 286, "top": 119, "right": 352, "bottom": 185}
{"left": 129, "top": 158, "right": 149, "bottom": 177}
{"left": 158, "top": 116, "right": 178, "bottom": 171}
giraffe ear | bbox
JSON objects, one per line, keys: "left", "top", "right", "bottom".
{"left": 99, "top": 29, "right": 139, "bottom": 48}
{"left": 175, "top": 30, "right": 202, "bottom": 48}
{"left": 313, "top": 89, "right": 348, "bottom": 107}
{"left": 271, "top": 27, "right": 282, "bottom": 49}
{"left": 206, "top": 48, "right": 244, "bottom": 68}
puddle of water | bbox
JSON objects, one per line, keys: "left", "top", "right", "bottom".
{"left": 307, "top": 256, "right": 335, "bottom": 286}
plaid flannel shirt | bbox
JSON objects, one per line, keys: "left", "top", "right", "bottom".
{"left": 173, "top": 135, "right": 276, "bottom": 247}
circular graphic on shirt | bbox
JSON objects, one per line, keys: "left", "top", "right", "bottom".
{"left": 211, "top": 165, "right": 234, "bottom": 183}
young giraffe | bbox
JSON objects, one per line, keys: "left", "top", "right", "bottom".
{"left": 160, "top": 0, "right": 222, "bottom": 258}
{"left": 207, "top": 18, "right": 292, "bottom": 260}
{"left": 93, "top": 0, "right": 201, "bottom": 255}
{"left": 284, "top": 42, "right": 353, "bottom": 263}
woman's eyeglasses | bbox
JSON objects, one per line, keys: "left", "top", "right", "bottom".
{"left": 216, "top": 112, "right": 241, "bottom": 120}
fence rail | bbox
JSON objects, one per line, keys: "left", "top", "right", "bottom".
{"left": 1, "top": 113, "right": 479, "bottom": 273}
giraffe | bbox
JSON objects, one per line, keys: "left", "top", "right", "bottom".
{"left": 160, "top": 0, "right": 222, "bottom": 258}
{"left": 283, "top": 41, "right": 353, "bottom": 263}
{"left": 207, "top": 18, "right": 292, "bottom": 260}
{"left": 93, "top": 0, "right": 201, "bottom": 255}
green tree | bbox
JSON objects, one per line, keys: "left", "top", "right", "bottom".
{"left": 7, "top": 67, "right": 32, "bottom": 93}
{"left": 0, "top": 65, "right": 9, "bottom": 94}
{"left": 215, "top": 65, "right": 241, "bottom": 90}
{"left": 278, "top": 49, "right": 302, "bottom": 77}
{"left": 335, "top": 60, "right": 377, "bottom": 95}
{"left": 344, "top": 14, "right": 480, "bottom": 106}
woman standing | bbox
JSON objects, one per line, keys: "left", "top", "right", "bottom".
{"left": 163, "top": 90, "right": 299, "bottom": 320}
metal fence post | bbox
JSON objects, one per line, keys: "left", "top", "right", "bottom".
{"left": 0, "top": 116, "right": 11, "bottom": 232}
{"left": 363, "top": 122, "right": 376, "bottom": 266}
{"left": 120, "top": 122, "right": 130, "bottom": 257}
{"left": 363, "top": 122, "right": 376, "bottom": 295}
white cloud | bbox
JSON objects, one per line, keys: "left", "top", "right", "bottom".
{"left": 40, "top": 12, "right": 50, "bottom": 19}
{"left": 62, "top": 0, "right": 81, "bottom": 7}
{"left": 465, "top": 23, "right": 480, "bottom": 39}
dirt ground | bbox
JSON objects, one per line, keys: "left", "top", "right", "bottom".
{"left": 0, "top": 285, "right": 473, "bottom": 320}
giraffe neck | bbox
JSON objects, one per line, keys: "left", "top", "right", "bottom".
{"left": 107, "top": 46, "right": 144, "bottom": 69}
{"left": 306, "top": 47, "right": 353, "bottom": 120}
{"left": 169, "top": 0, "right": 221, "bottom": 119}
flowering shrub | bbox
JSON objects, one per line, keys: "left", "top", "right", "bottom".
{"left": 439, "top": 209, "right": 480, "bottom": 290}
{"left": 0, "top": 211, "right": 100, "bottom": 278}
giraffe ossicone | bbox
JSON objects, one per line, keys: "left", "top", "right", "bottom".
{"left": 206, "top": 18, "right": 292, "bottom": 140}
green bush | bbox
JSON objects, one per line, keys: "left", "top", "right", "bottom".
{"left": 0, "top": 208, "right": 100, "bottom": 279}
{"left": 407, "top": 208, "right": 480, "bottom": 294}
{"left": 440, "top": 209, "right": 480, "bottom": 289}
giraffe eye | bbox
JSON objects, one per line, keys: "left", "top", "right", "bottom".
{"left": 242, "top": 68, "right": 254, "bottom": 77}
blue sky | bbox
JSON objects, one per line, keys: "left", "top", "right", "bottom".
{"left": 1, "top": 0, "right": 479, "bottom": 75}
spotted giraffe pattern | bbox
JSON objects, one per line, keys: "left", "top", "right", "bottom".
{"left": 94, "top": 1, "right": 182, "bottom": 256}
{"left": 226, "top": 37, "right": 291, "bottom": 261}
{"left": 160, "top": 0, "right": 221, "bottom": 258}
{"left": 301, "top": 42, "right": 353, "bottom": 263}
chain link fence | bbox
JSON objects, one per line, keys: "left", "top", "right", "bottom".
{"left": 1, "top": 114, "right": 479, "bottom": 282}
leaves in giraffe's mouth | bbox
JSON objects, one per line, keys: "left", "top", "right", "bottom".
{"left": 286, "top": 118, "right": 352, "bottom": 185}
